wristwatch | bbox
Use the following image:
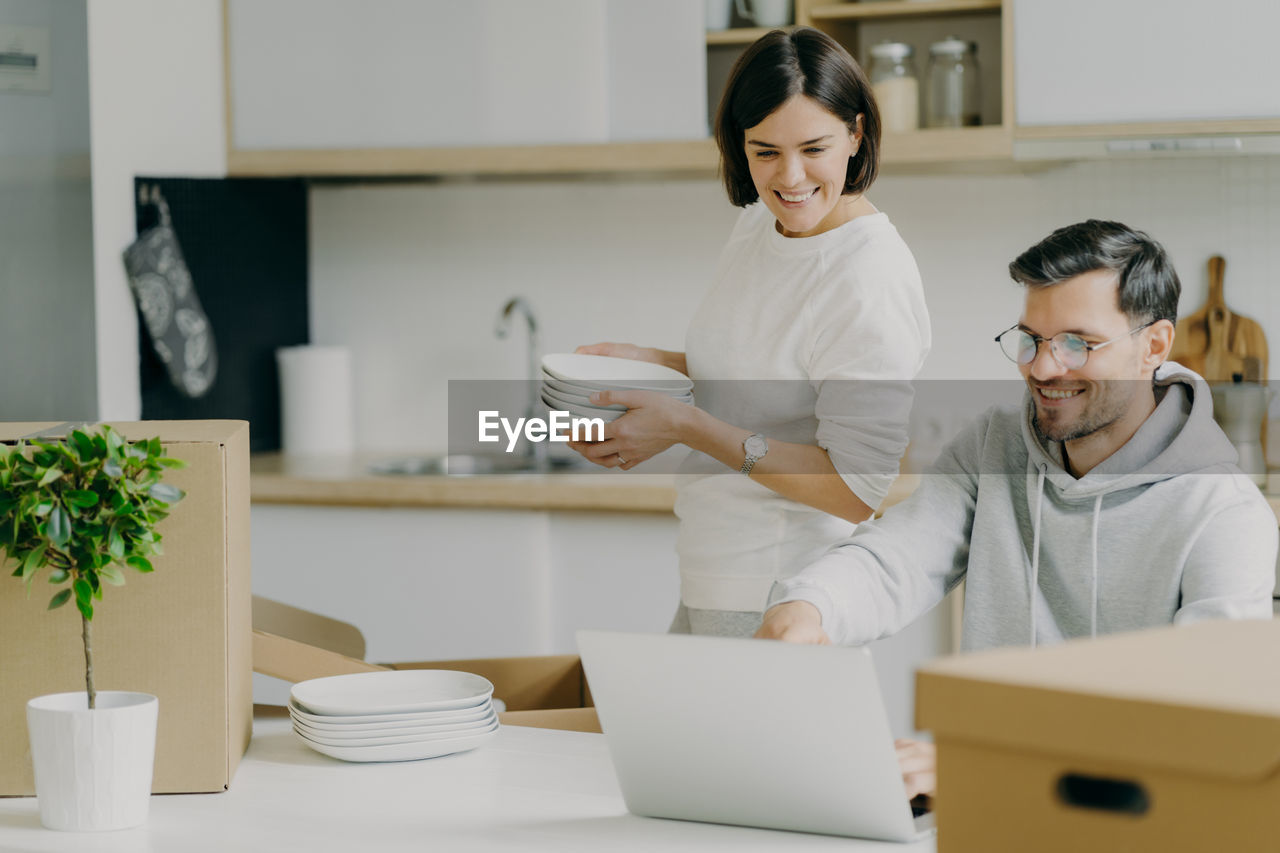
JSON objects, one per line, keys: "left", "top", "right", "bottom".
{"left": 740, "top": 433, "right": 769, "bottom": 475}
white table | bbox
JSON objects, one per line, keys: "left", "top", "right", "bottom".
{"left": 0, "top": 717, "right": 935, "bottom": 852}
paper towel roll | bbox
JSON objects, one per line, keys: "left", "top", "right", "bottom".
{"left": 276, "top": 345, "right": 355, "bottom": 455}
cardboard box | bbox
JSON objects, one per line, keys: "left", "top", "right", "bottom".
{"left": 252, "top": 598, "right": 599, "bottom": 733}
{"left": 0, "top": 421, "right": 252, "bottom": 795}
{"left": 915, "top": 619, "right": 1280, "bottom": 851}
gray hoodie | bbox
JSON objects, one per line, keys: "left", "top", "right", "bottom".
{"left": 768, "top": 363, "right": 1278, "bottom": 651}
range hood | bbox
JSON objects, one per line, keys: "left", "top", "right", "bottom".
{"left": 1013, "top": 132, "right": 1280, "bottom": 162}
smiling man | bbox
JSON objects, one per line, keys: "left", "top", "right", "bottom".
{"left": 755, "top": 220, "right": 1278, "bottom": 798}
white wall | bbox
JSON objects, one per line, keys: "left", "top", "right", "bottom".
{"left": 87, "top": 0, "right": 226, "bottom": 420}
{"left": 312, "top": 156, "right": 1280, "bottom": 451}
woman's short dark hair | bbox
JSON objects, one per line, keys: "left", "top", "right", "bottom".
{"left": 714, "top": 27, "right": 881, "bottom": 208}
{"left": 1008, "top": 220, "right": 1181, "bottom": 325}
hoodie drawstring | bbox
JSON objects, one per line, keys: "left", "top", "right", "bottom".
{"left": 1090, "top": 494, "right": 1103, "bottom": 638}
{"left": 1029, "top": 465, "right": 1104, "bottom": 645}
{"left": 1029, "top": 464, "right": 1047, "bottom": 647}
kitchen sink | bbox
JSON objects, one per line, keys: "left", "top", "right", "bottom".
{"left": 367, "top": 453, "right": 581, "bottom": 477}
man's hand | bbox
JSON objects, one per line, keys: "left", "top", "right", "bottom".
{"left": 895, "top": 739, "right": 937, "bottom": 800}
{"left": 754, "top": 601, "right": 831, "bottom": 644}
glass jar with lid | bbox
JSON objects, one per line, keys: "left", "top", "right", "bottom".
{"left": 868, "top": 41, "right": 919, "bottom": 134}
{"left": 925, "top": 36, "right": 981, "bottom": 128}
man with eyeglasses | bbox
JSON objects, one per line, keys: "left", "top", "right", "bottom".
{"left": 755, "top": 219, "right": 1277, "bottom": 800}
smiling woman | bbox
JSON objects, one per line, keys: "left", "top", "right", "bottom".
{"left": 568, "top": 28, "right": 932, "bottom": 638}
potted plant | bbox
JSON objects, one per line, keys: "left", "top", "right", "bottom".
{"left": 0, "top": 424, "right": 184, "bottom": 831}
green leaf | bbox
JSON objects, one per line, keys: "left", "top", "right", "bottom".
{"left": 99, "top": 564, "right": 125, "bottom": 585}
{"left": 72, "top": 577, "right": 91, "bottom": 610}
{"left": 103, "top": 458, "right": 123, "bottom": 478}
{"left": 32, "top": 500, "right": 53, "bottom": 517}
{"left": 48, "top": 568, "right": 69, "bottom": 584}
{"left": 65, "top": 490, "right": 99, "bottom": 508}
{"left": 148, "top": 483, "right": 184, "bottom": 505}
{"left": 47, "top": 588, "right": 71, "bottom": 610}
{"left": 46, "top": 506, "right": 70, "bottom": 548}
{"left": 37, "top": 467, "right": 63, "bottom": 487}
{"left": 70, "top": 430, "right": 95, "bottom": 461}
{"left": 108, "top": 525, "right": 125, "bottom": 559}
{"left": 21, "top": 543, "right": 46, "bottom": 580}
{"left": 74, "top": 594, "right": 93, "bottom": 621}
{"left": 126, "top": 556, "right": 153, "bottom": 573}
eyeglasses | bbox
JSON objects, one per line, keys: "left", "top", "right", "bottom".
{"left": 994, "top": 321, "right": 1156, "bottom": 370}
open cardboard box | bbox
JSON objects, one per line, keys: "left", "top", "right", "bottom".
{"left": 916, "top": 619, "right": 1280, "bottom": 851}
{"left": 252, "top": 597, "right": 600, "bottom": 733}
{"left": 0, "top": 421, "right": 252, "bottom": 795}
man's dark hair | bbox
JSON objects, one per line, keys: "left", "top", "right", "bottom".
{"left": 1008, "top": 220, "right": 1180, "bottom": 325}
{"left": 714, "top": 27, "right": 881, "bottom": 208}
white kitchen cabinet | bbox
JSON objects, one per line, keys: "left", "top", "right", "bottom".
{"left": 249, "top": 504, "right": 682, "bottom": 665}
{"left": 1014, "top": 0, "right": 1280, "bottom": 128}
{"left": 226, "top": 0, "right": 705, "bottom": 152}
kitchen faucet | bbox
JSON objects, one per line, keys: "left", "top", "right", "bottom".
{"left": 495, "top": 296, "right": 545, "bottom": 467}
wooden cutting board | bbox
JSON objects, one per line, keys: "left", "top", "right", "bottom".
{"left": 1171, "top": 256, "right": 1269, "bottom": 383}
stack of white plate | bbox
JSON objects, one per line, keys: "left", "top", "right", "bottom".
{"left": 540, "top": 353, "right": 694, "bottom": 423}
{"left": 289, "top": 670, "right": 500, "bottom": 762}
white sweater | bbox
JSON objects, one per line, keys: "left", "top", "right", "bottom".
{"left": 677, "top": 203, "right": 931, "bottom": 612}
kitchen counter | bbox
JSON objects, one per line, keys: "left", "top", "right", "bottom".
{"left": 0, "top": 715, "right": 934, "bottom": 852}
{"left": 250, "top": 453, "right": 678, "bottom": 513}
{"left": 250, "top": 457, "right": 1280, "bottom": 524}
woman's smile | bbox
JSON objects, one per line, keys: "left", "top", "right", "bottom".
{"left": 775, "top": 188, "right": 819, "bottom": 205}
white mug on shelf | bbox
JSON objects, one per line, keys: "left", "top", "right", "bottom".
{"left": 706, "top": 0, "right": 733, "bottom": 30}
{"left": 734, "top": 0, "right": 792, "bottom": 27}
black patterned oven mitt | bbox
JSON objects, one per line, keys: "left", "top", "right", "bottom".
{"left": 121, "top": 185, "right": 218, "bottom": 398}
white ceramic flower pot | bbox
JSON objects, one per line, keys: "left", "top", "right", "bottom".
{"left": 26, "top": 691, "right": 159, "bottom": 831}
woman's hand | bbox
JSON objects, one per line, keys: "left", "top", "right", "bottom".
{"left": 574, "top": 343, "right": 688, "bottom": 376}
{"left": 574, "top": 342, "right": 662, "bottom": 364}
{"left": 566, "top": 390, "right": 695, "bottom": 470}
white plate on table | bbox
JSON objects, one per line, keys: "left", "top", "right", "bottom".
{"left": 293, "top": 712, "right": 498, "bottom": 746}
{"left": 295, "top": 720, "right": 500, "bottom": 762}
{"left": 289, "top": 701, "right": 496, "bottom": 732}
{"left": 291, "top": 670, "right": 494, "bottom": 717}
{"left": 541, "top": 354, "right": 692, "bottom": 391}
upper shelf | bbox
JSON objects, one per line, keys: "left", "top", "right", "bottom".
{"left": 225, "top": 126, "right": 1013, "bottom": 179}
{"left": 808, "top": 0, "right": 1002, "bottom": 22}
{"left": 706, "top": 0, "right": 1001, "bottom": 46}
{"left": 226, "top": 140, "right": 721, "bottom": 179}
{"left": 224, "top": 0, "right": 1013, "bottom": 180}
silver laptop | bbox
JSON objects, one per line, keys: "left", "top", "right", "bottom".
{"left": 576, "top": 629, "right": 935, "bottom": 843}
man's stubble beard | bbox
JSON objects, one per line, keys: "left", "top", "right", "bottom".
{"left": 1031, "top": 381, "right": 1131, "bottom": 444}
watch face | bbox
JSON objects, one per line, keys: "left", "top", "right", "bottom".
{"left": 744, "top": 434, "right": 768, "bottom": 457}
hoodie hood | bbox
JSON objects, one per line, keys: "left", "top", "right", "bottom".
{"left": 1020, "top": 360, "right": 1238, "bottom": 501}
